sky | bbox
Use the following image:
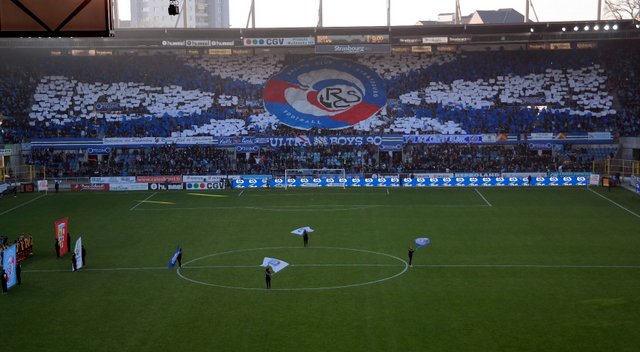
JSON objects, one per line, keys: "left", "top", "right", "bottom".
{"left": 117, "top": 0, "right": 607, "bottom": 27}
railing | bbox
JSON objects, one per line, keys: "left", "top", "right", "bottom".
{"left": 592, "top": 158, "right": 640, "bottom": 178}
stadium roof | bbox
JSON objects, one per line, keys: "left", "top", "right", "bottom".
{"left": 471, "top": 8, "right": 527, "bottom": 24}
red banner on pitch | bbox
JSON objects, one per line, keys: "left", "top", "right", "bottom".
{"left": 55, "top": 218, "right": 69, "bottom": 257}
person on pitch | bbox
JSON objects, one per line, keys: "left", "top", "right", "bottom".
{"left": 408, "top": 245, "right": 415, "bottom": 267}
{"left": 265, "top": 266, "right": 272, "bottom": 289}
{"left": 16, "top": 262, "right": 21, "bottom": 285}
{"left": 303, "top": 230, "right": 309, "bottom": 247}
{"left": 71, "top": 253, "right": 77, "bottom": 272}
{"left": 1, "top": 267, "right": 7, "bottom": 294}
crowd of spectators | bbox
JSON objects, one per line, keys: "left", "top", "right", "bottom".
{"left": 603, "top": 50, "right": 640, "bottom": 136}
{"left": 26, "top": 143, "right": 604, "bottom": 177}
{"left": 402, "top": 143, "right": 594, "bottom": 173}
{"left": 0, "top": 43, "right": 638, "bottom": 144}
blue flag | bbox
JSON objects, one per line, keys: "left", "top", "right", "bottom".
{"left": 168, "top": 246, "right": 181, "bottom": 269}
{"left": 2, "top": 244, "right": 17, "bottom": 289}
{"left": 415, "top": 238, "right": 430, "bottom": 248}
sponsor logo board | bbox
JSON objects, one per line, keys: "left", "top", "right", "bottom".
{"left": 314, "top": 44, "right": 391, "bottom": 54}
{"left": 182, "top": 175, "right": 225, "bottom": 183}
{"left": 184, "top": 182, "right": 226, "bottom": 190}
{"left": 90, "top": 176, "right": 136, "bottom": 184}
{"left": 109, "top": 183, "right": 149, "bottom": 191}
{"left": 148, "top": 183, "right": 184, "bottom": 191}
{"left": 243, "top": 37, "right": 315, "bottom": 46}
{"left": 137, "top": 175, "right": 182, "bottom": 183}
{"left": 70, "top": 184, "right": 110, "bottom": 191}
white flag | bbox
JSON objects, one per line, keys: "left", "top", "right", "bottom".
{"left": 74, "top": 237, "right": 83, "bottom": 270}
{"left": 291, "top": 226, "right": 314, "bottom": 236}
{"left": 260, "top": 257, "right": 289, "bottom": 273}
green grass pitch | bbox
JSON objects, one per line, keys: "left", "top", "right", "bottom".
{"left": 1, "top": 186, "right": 640, "bottom": 351}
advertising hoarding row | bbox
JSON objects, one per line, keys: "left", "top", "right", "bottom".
{"left": 31, "top": 132, "right": 613, "bottom": 150}
{"left": 83, "top": 175, "right": 590, "bottom": 190}
{"left": 232, "top": 176, "right": 589, "bottom": 189}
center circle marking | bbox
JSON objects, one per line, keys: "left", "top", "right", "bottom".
{"left": 177, "top": 246, "right": 408, "bottom": 291}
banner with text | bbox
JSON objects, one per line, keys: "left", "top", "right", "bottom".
{"left": 243, "top": 37, "right": 315, "bottom": 47}
{"left": 54, "top": 218, "right": 69, "bottom": 257}
{"left": 2, "top": 244, "right": 17, "bottom": 289}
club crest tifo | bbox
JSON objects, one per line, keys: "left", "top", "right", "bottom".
{"left": 264, "top": 56, "right": 386, "bottom": 130}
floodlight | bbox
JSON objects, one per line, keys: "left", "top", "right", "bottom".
{"left": 573, "top": 26, "right": 579, "bottom": 31}
{"left": 593, "top": 25, "right": 600, "bottom": 30}
{"left": 584, "top": 25, "right": 590, "bottom": 31}
{"left": 604, "top": 24, "right": 610, "bottom": 30}
{"left": 561, "top": 27, "right": 566, "bottom": 32}
{"left": 612, "top": 24, "right": 619, "bottom": 30}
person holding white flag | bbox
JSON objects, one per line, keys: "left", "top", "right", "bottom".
{"left": 291, "top": 227, "right": 314, "bottom": 247}
{"left": 265, "top": 267, "right": 272, "bottom": 289}
{"left": 408, "top": 246, "right": 415, "bottom": 267}
{"left": 260, "top": 257, "right": 289, "bottom": 289}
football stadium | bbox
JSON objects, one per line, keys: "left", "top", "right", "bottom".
{"left": 1, "top": 1, "right": 640, "bottom": 351}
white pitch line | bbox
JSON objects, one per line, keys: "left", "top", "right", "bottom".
{"left": 24, "top": 266, "right": 167, "bottom": 273}
{"left": 183, "top": 263, "right": 402, "bottom": 269}
{"left": 474, "top": 188, "right": 492, "bottom": 207}
{"left": 132, "top": 204, "right": 489, "bottom": 212}
{"left": 23, "top": 263, "right": 640, "bottom": 274}
{"left": 587, "top": 187, "right": 640, "bottom": 219}
{"left": 177, "top": 246, "right": 409, "bottom": 291}
{"left": 0, "top": 194, "right": 47, "bottom": 217}
{"left": 129, "top": 192, "right": 158, "bottom": 211}
{"left": 414, "top": 264, "right": 640, "bottom": 269}
{"left": 293, "top": 263, "right": 400, "bottom": 267}
{"left": 238, "top": 190, "right": 244, "bottom": 197}
{"left": 386, "top": 188, "right": 389, "bottom": 196}
{"left": 185, "top": 265, "right": 257, "bottom": 269}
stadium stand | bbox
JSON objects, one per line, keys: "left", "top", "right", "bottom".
{"left": 1, "top": 42, "right": 638, "bottom": 178}
{"left": 0, "top": 46, "right": 636, "bottom": 141}
{"left": 27, "top": 141, "right": 613, "bottom": 177}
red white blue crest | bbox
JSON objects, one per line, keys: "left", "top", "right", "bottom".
{"left": 264, "top": 57, "right": 386, "bottom": 130}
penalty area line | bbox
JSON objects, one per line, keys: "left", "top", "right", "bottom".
{"left": 130, "top": 192, "right": 158, "bottom": 211}
{"left": 474, "top": 188, "right": 492, "bottom": 207}
{"left": 0, "top": 194, "right": 48, "bottom": 217}
{"left": 587, "top": 187, "right": 640, "bottom": 219}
